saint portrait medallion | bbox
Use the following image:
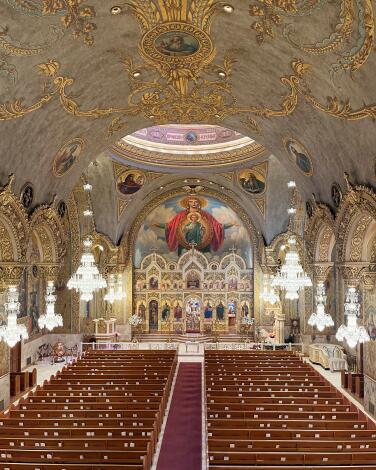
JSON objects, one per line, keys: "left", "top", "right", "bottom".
{"left": 52, "top": 138, "right": 85, "bottom": 177}
{"left": 283, "top": 137, "right": 313, "bottom": 176}
{"left": 140, "top": 22, "right": 214, "bottom": 72}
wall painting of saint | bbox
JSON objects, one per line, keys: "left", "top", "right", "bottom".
{"left": 283, "top": 137, "right": 313, "bottom": 176}
{"left": 52, "top": 138, "right": 85, "bottom": 177}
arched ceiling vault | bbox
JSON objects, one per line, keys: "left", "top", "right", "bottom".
{"left": 0, "top": 0, "right": 375, "bottom": 241}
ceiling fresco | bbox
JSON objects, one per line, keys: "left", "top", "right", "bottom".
{"left": 0, "top": 0, "right": 375, "bottom": 243}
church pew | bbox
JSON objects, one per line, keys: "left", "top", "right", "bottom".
{"left": 0, "top": 350, "right": 177, "bottom": 469}
{"left": 205, "top": 350, "right": 376, "bottom": 468}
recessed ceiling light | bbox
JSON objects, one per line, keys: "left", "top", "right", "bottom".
{"left": 111, "top": 6, "right": 122, "bottom": 14}
{"left": 223, "top": 4, "right": 234, "bottom": 13}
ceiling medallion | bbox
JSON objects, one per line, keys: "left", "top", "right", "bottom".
{"left": 140, "top": 22, "right": 214, "bottom": 96}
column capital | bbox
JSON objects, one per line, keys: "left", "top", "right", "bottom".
{"left": 338, "top": 262, "right": 369, "bottom": 287}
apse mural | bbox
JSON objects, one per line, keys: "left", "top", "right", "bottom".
{"left": 134, "top": 194, "right": 252, "bottom": 267}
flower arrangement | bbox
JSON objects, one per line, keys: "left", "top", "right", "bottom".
{"left": 128, "top": 314, "right": 143, "bottom": 327}
{"left": 242, "top": 316, "right": 254, "bottom": 325}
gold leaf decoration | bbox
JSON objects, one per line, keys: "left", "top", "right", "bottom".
{"left": 42, "top": 0, "right": 96, "bottom": 45}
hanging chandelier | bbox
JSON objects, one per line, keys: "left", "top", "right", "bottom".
{"left": 272, "top": 236, "right": 312, "bottom": 300}
{"left": 260, "top": 274, "right": 279, "bottom": 305}
{"left": 0, "top": 286, "right": 29, "bottom": 347}
{"left": 308, "top": 282, "right": 334, "bottom": 332}
{"left": 38, "top": 281, "right": 63, "bottom": 331}
{"left": 67, "top": 238, "right": 107, "bottom": 302}
{"left": 104, "top": 274, "right": 124, "bottom": 303}
{"left": 336, "top": 287, "right": 370, "bottom": 349}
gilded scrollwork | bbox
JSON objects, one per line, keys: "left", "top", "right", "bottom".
{"left": 305, "top": 200, "right": 335, "bottom": 263}
{"left": 0, "top": 175, "right": 68, "bottom": 289}
{"left": 42, "top": 0, "right": 96, "bottom": 45}
{"left": 0, "top": 25, "right": 62, "bottom": 56}
{"left": 335, "top": 179, "right": 376, "bottom": 262}
{"left": 0, "top": 0, "right": 375, "bottom": 134}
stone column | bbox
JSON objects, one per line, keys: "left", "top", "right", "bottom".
{"left": 274, "top": 311, "right": 285, "bottom": 344}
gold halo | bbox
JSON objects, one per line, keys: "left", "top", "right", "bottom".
{"left": 179, "top": 195, "right": 207, "bottom": 209}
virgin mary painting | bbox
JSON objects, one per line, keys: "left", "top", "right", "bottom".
{"left": 153, "top": 195, "right": 237, "bottom": 255}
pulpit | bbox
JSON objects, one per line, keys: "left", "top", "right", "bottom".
{"left": 93, "top": 317, "right": 117, "bottom": 343}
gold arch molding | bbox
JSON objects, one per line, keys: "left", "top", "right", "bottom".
{"left": 110, "top": 139, "right": 267, "bottom": 171}
{"left": 121, "top": 187, "right": 264, "bottom": 265}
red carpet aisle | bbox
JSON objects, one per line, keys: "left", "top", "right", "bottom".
{"left": 157, "top": 363, "right": 202, "bottom": 470}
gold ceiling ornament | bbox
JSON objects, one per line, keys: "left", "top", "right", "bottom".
{"left": 42, "top": 0, "right": 96, "bottom": 45}
{"left": 251, "top": 0, "right": 374, "bottom": 75}
{"left": 0, "top": 25, "right": 62, "bottom": 57}
{"left": 282, "top": 0, "right": 353, "bottom": 55}
{"left": 249, "top": 0, "right": 298, "bottom": 45}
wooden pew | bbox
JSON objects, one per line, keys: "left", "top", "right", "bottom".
{"left": 0, "top": 349, "right": 177, "bottom": 470}
{"left": 205, "top": 350, "right": 376, "bottom": 469}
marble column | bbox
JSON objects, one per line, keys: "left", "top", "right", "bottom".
{"left": 274, "top": 311, "right": 285, "bottom": 344}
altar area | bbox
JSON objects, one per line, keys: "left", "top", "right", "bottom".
{"left": 133, "top": 251, "right": 255, "bottom": 336}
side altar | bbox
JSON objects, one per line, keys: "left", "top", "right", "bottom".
{"left": 133, "top": 250, "right": 254, "bottom": 335}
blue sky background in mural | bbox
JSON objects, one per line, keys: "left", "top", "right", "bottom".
{"left": 134, "top": 195, "right": 252, "bottom": 268}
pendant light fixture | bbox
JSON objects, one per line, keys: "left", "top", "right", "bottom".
{"left": 0, "top": 286, "right": 29, "bottom": 347}
{"left": 272, "top": 181, "right": 312, "bottom": 299}
{"left": 336, "top": 287, "right": 370, "bottom": 349}
{"left": 260, "top": 274, "right": 279, "bottom": 305}
{"left": 308, "top": 282, "right": 334, "bottom": 332}
{"left": 38, "top": 281, "right": 63, "bottom": 331}
{"left": 67, "top": 180, "right": 107, "bottom": 301}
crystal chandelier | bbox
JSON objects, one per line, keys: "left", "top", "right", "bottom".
{"left": 272, "top": 237, "right": 312, "bottom": 300}
{"left": 336, "top": 287, "right": 370, "bottom": 349}
{"left": 0, "top": 286, "right": 29, "bottom": 347}
{"left": 260, "top": 274, "right": 279, "bottom": 305}
{"left": 104, "top": 274, "right": 124, "bottom": 304}
{"left": 38, "top": 281, "right": 63, "bottom": 331}
{"left": 67, "top": 238, "right": 107, "bottom": 302}
{"left": 308, "top": 282, "right": 334, "bottom": 332}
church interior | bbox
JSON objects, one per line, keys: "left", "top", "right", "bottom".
{"left": 1, "top": 0, "right": 376, "bottom": 469}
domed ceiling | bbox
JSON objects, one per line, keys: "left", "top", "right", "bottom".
{"left": 110, "top": 125, "right": 266, "bottom": 171}
{"left": 0, "top": 0, "right": 375, "bottom": 243}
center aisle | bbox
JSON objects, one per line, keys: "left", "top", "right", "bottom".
{"left": 157, "top": 362, "right": 202, "bottom": 470}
